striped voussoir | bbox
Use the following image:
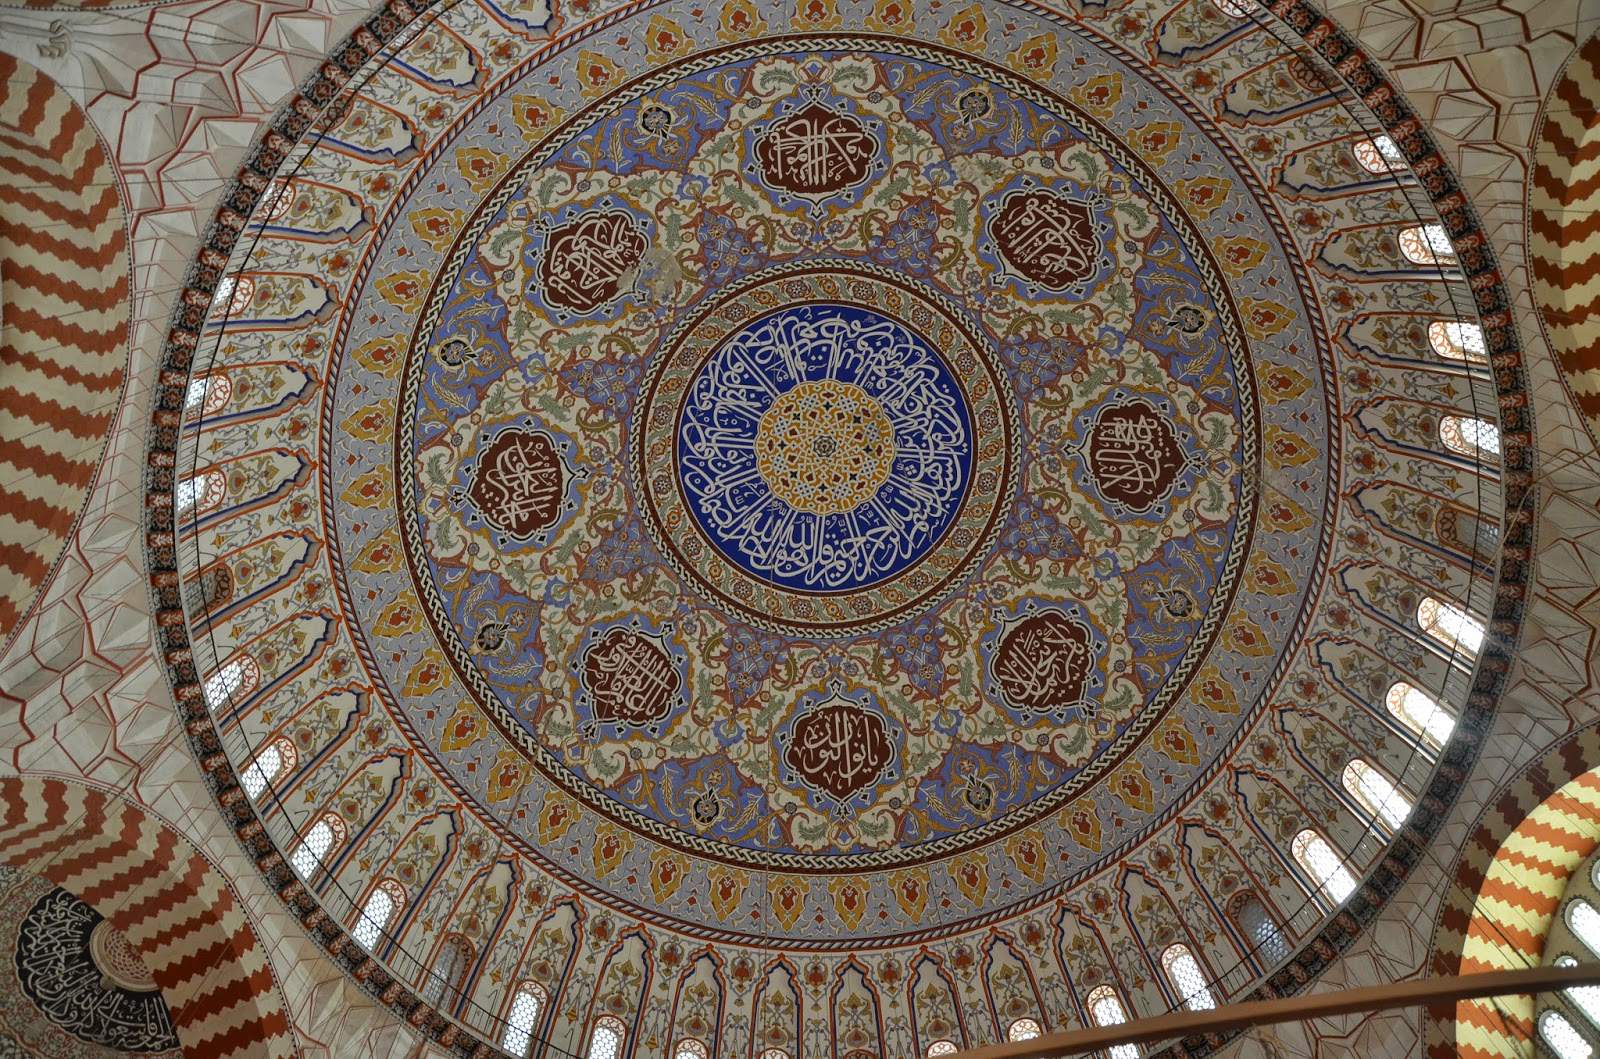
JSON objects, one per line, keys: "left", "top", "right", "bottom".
{"left": 0, "top": 776, "right": 297, "bottom": 1059}
{"left": 0, "top": 54, "right": 127, "bottom": 644}
{"left": 1428, "top": 728, "right": 1600, "bottom": 1059}
{"left": 1532, "top": 32, "right": 1600, "bottom": 445}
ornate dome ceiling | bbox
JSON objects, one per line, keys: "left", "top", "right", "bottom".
{"left": 150, "top": 0, "right": 1526, "bottom": 1050}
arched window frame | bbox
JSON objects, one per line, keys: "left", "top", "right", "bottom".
{"left": 587, "top": 1014, "right": 626, "bottom": 1059}
{"left": 185, "top": 372, "right": 233, "bottom": 417}
{"left": 289, "top": 811, "right": 346, "bottom": 880}
{"left": 212, "top": 275, "right": 256, "bottom": 319}
{"left": 1383, "top": 681, "right": 1455, "bottom": 749}
{"left": 1229, "top": 892, "right": 1288, "bottom": 965}
{"left": 1208, "top": 0, "right": 1259, "bottom": 16}
{"left": 203, "top": 654, "right": 260, "bottom": 713}
{"left": 1352, "top": 135, "right": 1405, "bottom": 175}
{"left": 925, "top": 1041, "right": 958, "bottom": 1058}
{"left": 1417, "top": 596, "right": 1486, "bottom": 655}
{"left": 1540, "top": 1010, "right": 1594, "bottom": 1059}
{"left": 1160, "top": 944, "right": 1216, "bottom": 1011}
{"left": 1007, "top": 1017, "right": 1042, "bottom": 1041}
{"left": 1398, "top": 223, "right": 1457, "bottom": 266}
{"left": 1341, "top": 759, "right": 1414, "bottom": 831}
{"left": 1085, "top": 985, "right": 1139, "bottom": 1059}
{"left": 502, "top": 980, "right": 549, "bottom": 1057}
{"left": 352, "top": 878, "right": 406, "bottom": 950}
{"left": 240, "top": 736, "right": 297, "bottom": 799}
{"left": 1427, "top": 320, "right": 1488, "bottom": 363}
{"left": 757, "top": 1050, "right": 793, "bottom": 1059}
{"left": 422, "top": 933, "right": 474, "bottom": 1008}
{"left": 1439, "top": 414, "right": 1501, "bottom": 458}
{"left": 176, "top": 469, "right": 227, "bottom": 518}
{"left": 673, "top": 1039, "right": 710, "bottom": 1059}
{"left": 1292, "top": 828, "right": 1357, "bottom": 904}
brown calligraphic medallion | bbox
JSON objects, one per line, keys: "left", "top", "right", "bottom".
{"left": 782, "top": 694, "right": 896, "bottom": 804}
{"left": 537, "top": 207, "right": 647, "bottom": 314}
{"left": 988, "top": 188, "right": 1102, "bottom": 290}
{"left": 753, "top": 102, "right": 878, "bottom": 197}
{"left": 990, "top": 609, "right": 1096, "bottom": 716}
{"left": 467, "top": 427, "right": 565, "bottom": 539}
{"left": 1085, "top": 398, "right": 1184, "bottom": 512}
{"left": 580, "top": 627, "right": 681, "bottom": 731}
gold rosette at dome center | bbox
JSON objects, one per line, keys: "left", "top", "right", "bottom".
{"left": 754, "top": 379, "right": 896, "bottom": 515}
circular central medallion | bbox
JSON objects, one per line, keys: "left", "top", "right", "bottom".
{"left": 754, "top": 378, "right": 896, "bottom": 517}
{"left": 638, "top": 262, "right": 1014, "bottom": 634}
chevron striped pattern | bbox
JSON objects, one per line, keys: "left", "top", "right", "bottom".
{"left": 1428, "top": 731, "right": 1600, "bottom": 1059}
{"left": 0, "top": 777, "right": 295, "bottom": 1059}
{"left": 0, "top": 55, "right": 127, "bottom": 644}
{"left": 1533, "top": 33, "right": 1600, "bottom": 443}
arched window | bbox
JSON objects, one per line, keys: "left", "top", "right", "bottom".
{"left": 674, "top": 1040, "right": 710, "bottom": 1059}
{"left": 1555, "top": 956, "right": 1600, "bottom": 1030}
{"left": 422, "top": 935, "right": 473, "bottom": 1007}
{"left": 1384, "top": 681, "right": 1455, "bottom": 748}
{"left": 926, "top": 1042, "right": 958, "bottom": 1058}
{"left": 185, "top": 373, "right": 233, "bottom": 416}
{"left": 1398, "top": 223, "right": 1456, "bottom": 266}
{"left": 1540, "top": 1010, "right": 1594, "bottom": 1059}
{"left": 757, "top": 1051, "right": 792, "bottom": 1059}
{"left": 240, "top": 736, "right": 297, "bottom": 799}
{"left": 175, "top": 470, "right": 227, "bottom": 518}
{"left": 289, "top": 812, "right": 346, "bottom": 879}
{"left": 1427, "top": 320, "right": 1487, "bottom": 363}
{"left": 1352, "top": 135, "right": 1405, "bottom": 174}
{"left": 502, "top": 981, "right": 548, "bottom": 1056}
{"left": 1342, "top": 759, "right": 1413, "bottom": 830}
{"left": 1086, "top": 985, "right": 1139, "bottom": 1059}
{"left": 1161, "top": 944, "right": 1216, "bottom": 1010}
{"left": 203, "top": 654, "right": 260, "bottom": 713}
{"left": 352, "top": 878, "right": 405, "bottom": 949}
{"left": 1417, "top": 596, "right": 1486, "bottom": 655}
{"left": 212, "top": 275, "right": 255, "bottom": 318}
{"left": 588, "top": 1015, "right": 626, "bottom": 1059}
{"left": 1292, "top": 829, "right": 1356, "bottom": 903}
{"left": 1208, "top": 0, "right": 1259, "bottom": 15}
{"left": 1232, "top": 894, "right": 1288, "bottom": 964}
{"left": 1439, "top": 415, "right": 1501, "bottom": 458}
{"left": 1570, "top": 899, "right": 1600, "bottom": 959}
{"left": 1007, "top": 1017, "right": 1042, "bottom": 1041}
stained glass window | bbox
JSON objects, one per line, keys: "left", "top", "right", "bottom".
{"left": 1342, "top": 759, "right": 1413, "bottom": 830}
{"left": 1384, "top": 681, "right": 1455, "bottom": 748}
{"left": 1293, "top": 829, "right": 1356, "bottom": 903}
{"left": 502, "top": 982, "right": 547, "bottom": 1056}
{"left": 1398, "top": 224, "right": 1456, "bottom": 266}
{"left": 1428, "top": 320, "right": 1488, "bottom": 363}
{"left": 1161, "top": 944, "right": 1216, "bottom": 1010}
{"left": 1353, "top": 135, "right": 1405, "bottom": 174}
{"left": 1417, "top": 596, "right": 1486, "bottom": 655}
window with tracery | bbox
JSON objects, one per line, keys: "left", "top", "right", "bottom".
{"left": 1384, "top": 681, "right": 1455, "bottom": 748}
{"left": 1352, "top": 135, "right": 1405, "bottom": 174}
{"left": 240, "top": 736, "right": 296, "bottom": 799}
{"left": 1417, "top": 596, "right": 1486, "bottom": 655}
{"left": 502, "top": 981, "right": 548, "bottom": 1056}
{"left": 674, "top": 1040, "right": 709, "bottom": 1059}
{"left": 422, "top": 935, "right": 473, "bottom": 1007}
{"left": 1007, "top": 1017, "right": 1042, "bottom": 1041}
{"left": 289, "top": 812, "right": 346, "bottom": 879}
{"left": 1232, "top": 894, "right": 1288, "bottom": 964}
{"left": 1208, "top": 0, "right": 1259, "bottom": 15}
{"left": 1341, "top": 759, "right": 1413, "bottom": 830}
{"left": 1427, "top": 320, "right": 1488, "bottom": 363}
{"left": 588, "top": 1015, "right": 626, "bottom": 1059}
{"left": 1161, "top": 944, "right": 1216, "bottom": 1011}
{"left": 1556, "top": 956, "right": 1600, "bottom": 1031}
{"left": 1398, "top": 223, "right": 1456, "bottom": 266}
{"left": 1439, "top": 415, "right": 1501, "bottom": 458}
{"left": 212, "top": 275, "right": 255, "bottom": 318}
{"left": 185, "top": 373, "right": 233, "bottom": 416}
{"left": 203, "top": 655, "right": 260, "bottom": 713}
{"left": 175, "top": 470, "right": 227, "bottom": 517}
{"left": 1571, "top": 899, "right": 1600, "bottom": 959}
{"left": 926, "top": 1041, "right": 958, "bottom": 1057}
{"left": 1086, "top": 985, "right": 1139, "bottom": 1059}
{"left": 757, "top": 1050, "right": 792, "bottom": 1059}
{"left": 1541, "top": 1010, "right": 1594, "bottom": 1059}
{"left": 1292, "top": 828, "right": 1357, "bottom": 903}
{"left": 352, "top": 878, "right": 405, "bottom": 949}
